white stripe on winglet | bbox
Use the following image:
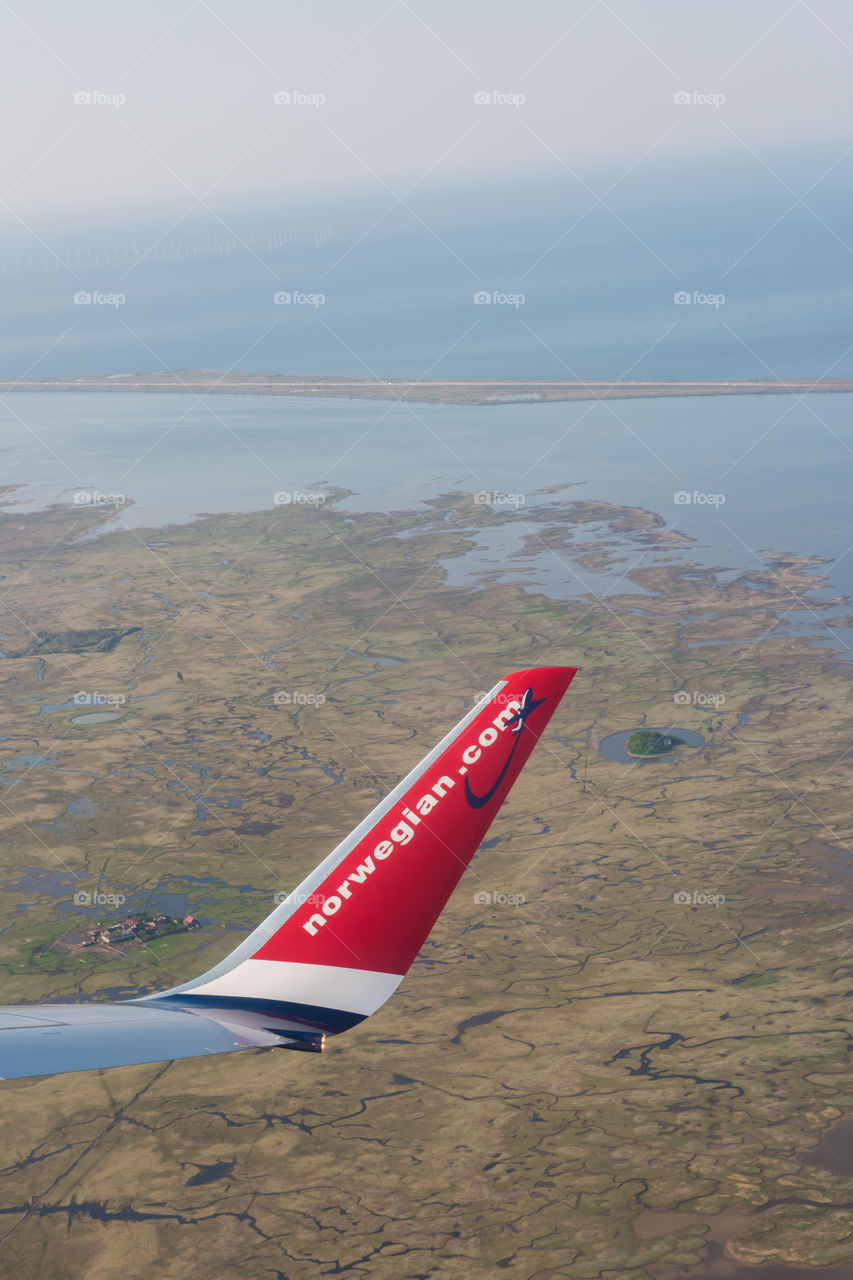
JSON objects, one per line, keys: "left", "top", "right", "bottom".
{"left": 184, "top": 960, "right": 404, "bottom": 1016}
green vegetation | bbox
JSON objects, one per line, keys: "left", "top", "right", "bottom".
{"left": 626, "top": 729, "right": 686, "bottom": 757}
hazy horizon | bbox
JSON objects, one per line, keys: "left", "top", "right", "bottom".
{"left": 3, "top": 3, "right": 852, "bottom": 382}
{"left": 1, "top": 146, "right": 851, "bottom": 383}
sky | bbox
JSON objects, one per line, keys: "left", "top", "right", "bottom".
{"left": 2, "top": 0, "right": 853, "bottom": 224}
{"left": 1, "top": 1, "right": 852, "bottom": 382}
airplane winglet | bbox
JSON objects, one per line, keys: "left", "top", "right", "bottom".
{"left": 151, "top": 665, "right": 577, "bottom": 1032}
{"left": 0, "top": 667, "right": 576, "bottom": 1078}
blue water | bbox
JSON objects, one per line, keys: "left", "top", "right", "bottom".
{"left": 4, "top": 152, "right": 853, "bottom": 632}
{"left": 2, "top": 389, "right": 852, "bottom": 606}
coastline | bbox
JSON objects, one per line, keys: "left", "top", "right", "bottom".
{"left": 3, "top": 371, "right": 853, "bottom": 405}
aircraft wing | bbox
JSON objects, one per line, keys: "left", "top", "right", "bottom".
{"left": 0, "top": 665, "right": 577, "bottom": 1080}
{"left": 0, "top": 1000, "right": 324, "bottom": 1081}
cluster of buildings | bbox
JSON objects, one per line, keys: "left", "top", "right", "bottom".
{"left": 80, "top": 913, "right": 199, "bottom": 948}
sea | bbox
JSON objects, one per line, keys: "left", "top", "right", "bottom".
{"left": 3, "top": 390, "right": 853, "bottom": 654}
{"left": 2, "top": 151, "right": 852, "bottom": 643}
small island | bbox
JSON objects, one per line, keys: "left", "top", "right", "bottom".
{"left": 4, "top": 370, "right": 853, "bottom": 407}
{"left": 625, "top": 729, "right": 686, "bottom": 757}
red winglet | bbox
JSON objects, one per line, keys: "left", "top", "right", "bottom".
{"left": 252, "top": 666, "right": 577, "bottom": 975}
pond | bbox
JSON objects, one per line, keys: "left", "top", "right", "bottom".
{"left": 599, "top": 727, "right": 706, "bottom": 764}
